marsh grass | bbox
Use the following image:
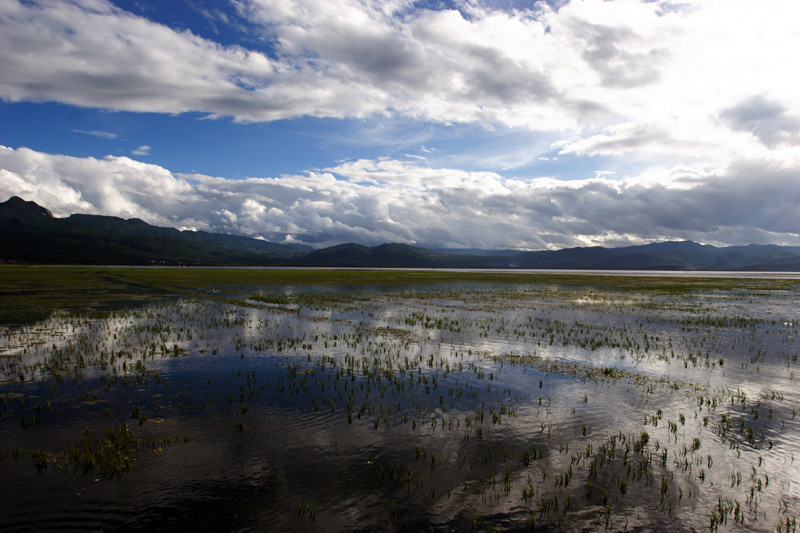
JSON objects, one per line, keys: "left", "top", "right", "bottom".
{"left": 1, "top": 266, "right": 799, "bottom": 531}
{"left": 62, "top": 423, "right": 138, "bottom": 476}
{"left": 4, "top": 266, "right": 797, "bottom": 327}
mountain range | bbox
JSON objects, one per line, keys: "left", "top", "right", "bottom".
{"left": 2, "top": 196, "right": 799, "bottom": 271}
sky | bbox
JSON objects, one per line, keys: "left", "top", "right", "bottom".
{"left": 1, "top": 0, "right": 799, "bottom": 250}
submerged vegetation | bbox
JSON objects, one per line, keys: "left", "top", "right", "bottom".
{"left": 0, "top": 266, "right": 799, "bottom": 531}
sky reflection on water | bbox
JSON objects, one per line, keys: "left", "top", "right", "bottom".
{"left": 1, "top": 278, "right": 799, "bottom": 531}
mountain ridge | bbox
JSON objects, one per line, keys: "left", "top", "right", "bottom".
{"left": 2, "top": 196, "right": 799, "bottom": 270}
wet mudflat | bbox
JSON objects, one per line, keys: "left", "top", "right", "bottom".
{"left": 0, "top": 267, "right": 799, "bottom": 532}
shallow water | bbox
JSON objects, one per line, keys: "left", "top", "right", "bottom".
{"left": 1, "top": 278, "right": 799, "bottom": 532}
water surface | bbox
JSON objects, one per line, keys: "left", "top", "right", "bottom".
{"left": 1, "top": 273, "right": 798, "bottom": 531}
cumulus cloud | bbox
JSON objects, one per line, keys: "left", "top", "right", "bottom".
{"left": 0, "top": 146, "right": 193, "bottom": 226}
{"left": 2, "top": 145, "right": 798, "bottom": 249}
{"left": 1, "top": 0, "right": 797, "bottom": 150}
{"left": 0, "top": 0, "right": 284, "bottom": 118}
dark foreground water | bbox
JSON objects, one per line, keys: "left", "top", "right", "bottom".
{"left": 1, "top": 277, "right": 798, "bottom": 531}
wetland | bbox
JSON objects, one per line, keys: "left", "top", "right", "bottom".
{"left": 0, "top": 266, "right": 799, "bottom": 532}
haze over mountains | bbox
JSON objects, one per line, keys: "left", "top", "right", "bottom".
{"left": 2, "top": 196, "right": 799, "bottom": 271}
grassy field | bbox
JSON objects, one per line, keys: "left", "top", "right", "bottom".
{"left": 1, "top": 265, "right": 799, "bottom": 531}
{"left": 3, "top": 265, "right": 797, "bottom": 326}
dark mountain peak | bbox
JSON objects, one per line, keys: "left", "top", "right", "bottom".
{"left": 622, "top": 240, "right": 710, "bottom": 253}
{"left": 516, "top": 245, "right": 614, "bottom": 269}
{"left": 1, "top": 196, "right": 305, "bottom": 265}
{"left": 67, "top": 213, "right": 154, "bottom": 231}
{"left": 321, "top": 243, "right": 372, "bottom": 254}
{"left": 369, "top": 243, "right": 441, "bottom": 265}
{"left": 372, "top": 242, "right": 431, "bottom": 254}
{"left": 373, "top": 242, "right": 410, "bottom": 250}
{"left": 301, "top": 243, "right": 372, "bottom": 266}
{"left": 0, "top": 196, "right": 54, "bottom": 221}
{"left": 300, "top": 242, "right": 441, "bottom": 267}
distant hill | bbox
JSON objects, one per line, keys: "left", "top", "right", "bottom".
{"left": 512, "top": 240, "right": 800, "bottom": 271}
{"left": 2, "top": 196, "right": 799, "bottom": 270}
{"left": 0, "top": 196, "right": 54, "bottom": 220}
{"left": 735, "top": 255, "right": 800, "bottom": 272}
{"left": 0, "top": 196, "right": 310, "bottom": 265}
{"left": 301, "top": 243, "right": 445, "bottom": 267}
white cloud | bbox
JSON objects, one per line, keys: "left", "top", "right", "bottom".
{"left": 1, "top": 0, "right": 798, "bottom": 165}
{"left": 2, "top": 145, "right": 799, "bottom": 249}
{"left": 2, "top": 0, "right": 800, "bottom": 250}
{"left": 0, "top": 0, "right": 284, "bottom": 118}
{"left": 73, "top": 129, "right": 118, "bottom": 139}
{"left": 0, "top": 145, "right": 193, "bottom": 225}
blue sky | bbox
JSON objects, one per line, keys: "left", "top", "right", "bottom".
{"left": 1, "top": 0, "right": 799, "bottom": 249}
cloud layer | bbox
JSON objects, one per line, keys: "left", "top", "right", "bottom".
{"left": 1, "top": 0, "right": 800, "bottom": 248}
{"left": 2, "top": 145, "right": 798, "bottom": 249}
{"left": 2, "top": 1, "right": 799, "bottom": 144}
